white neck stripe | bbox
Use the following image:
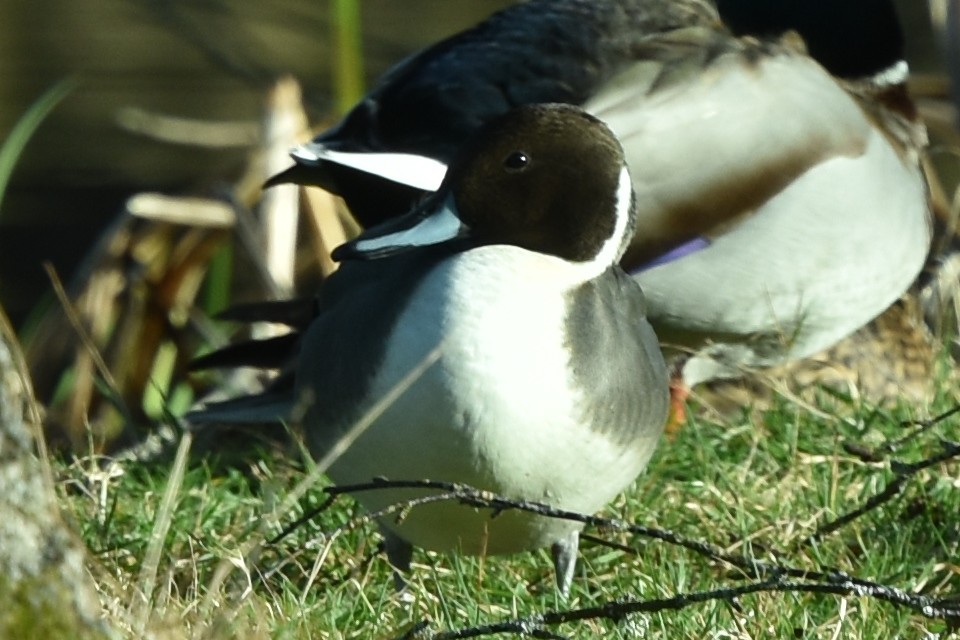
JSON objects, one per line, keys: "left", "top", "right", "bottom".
{"left": 569, "top": 166, "right": 633, "bottom": 282}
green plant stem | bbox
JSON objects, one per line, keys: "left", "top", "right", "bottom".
{"left": 0, "top": 78, "right": 77, "bottom": 215}
{"left": 331, "top": 0, "right": 365, "bottom": 114}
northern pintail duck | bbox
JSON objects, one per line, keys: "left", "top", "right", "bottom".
{"left": 270, "top": 0, "right": 933, "bottom": 397}
{"left": 191, "top": 104, "right": 670, "bottom": 594}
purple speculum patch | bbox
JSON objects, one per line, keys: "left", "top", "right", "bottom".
{"left": 630, "top": 237, "right": 711, "bottom": 274}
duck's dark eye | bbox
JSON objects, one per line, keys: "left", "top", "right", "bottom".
{"left": 504, "top": 151, "right": 529, "bottom": 171}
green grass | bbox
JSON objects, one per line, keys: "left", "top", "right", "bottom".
{"left": 54, "top": 388, "right": 959, "bottom": 639}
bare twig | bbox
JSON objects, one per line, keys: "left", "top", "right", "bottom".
{"left": 396, "top": 576, "right": 960, "bottom": 639}
{"left": 265, "top": 478, "right": 959, "bottom": 630}
{"left": 810, "top": 438, "right": 960, "bottom": 541}
{"left": 891, "top": 404, "right": 960, "bottom": 453}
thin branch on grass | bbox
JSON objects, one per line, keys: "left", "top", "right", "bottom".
{"left": 810, "top": 438, "right": 960, "bottom": 540}
{"left": 844, "top": 403, "right": 960, "bottom": 463}
{"left": 394, "top": 576, "right": 960, "bottom": 640}
{"left": 578, "top": 532, "right": 639, "bottom": 556}
{"left": 267, "top": 478, "right": 959, "bottom": 629}
{"left": 892, "top": 404, "right": 960, "bottom": 452}
{"left": 269, "top": 492, "right": 338, "bottom": 545}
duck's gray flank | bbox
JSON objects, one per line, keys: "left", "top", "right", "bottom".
{"left": 565, "top": 268, "right": 669, "bottom": 446}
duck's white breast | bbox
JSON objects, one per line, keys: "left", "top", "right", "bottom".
{"left": 327, "top": 246, "right": 659, "bottom": 554}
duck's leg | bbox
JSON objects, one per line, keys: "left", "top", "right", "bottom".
{"left": 666, "top": 374, "right": 690, "bottom": 437}
{"left": 551, "top": 531, "right": 579, "bottom": 597}
{"left": 382, "top": 528, "right": 413, "bottom": 592}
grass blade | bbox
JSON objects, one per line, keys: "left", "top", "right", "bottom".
{"left": 0, "top": 78, "right": 77, "bottom": 213}
{"left": 331, "top": 0, "right": 365, "bottom": 114}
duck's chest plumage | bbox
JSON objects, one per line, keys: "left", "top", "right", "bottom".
{"left": 311, "top": 245, "right": 668, "bottom": 554}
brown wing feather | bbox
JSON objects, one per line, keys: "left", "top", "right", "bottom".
{"left": 586, "top": 30, "right": 874, "bottom": 268}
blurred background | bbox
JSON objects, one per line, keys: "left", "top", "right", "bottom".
{"left": 0, "top": 0, "right": 951, "bottom": 324}
{"left": 0, "top": 0, "right": 516, "bottom": 326}
{"left": 0, "top": 0, "right": 956, "bottom": 449}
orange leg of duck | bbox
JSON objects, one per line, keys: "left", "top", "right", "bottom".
{"left": 665, "top": 374, "right": 689, "bottom": 439}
